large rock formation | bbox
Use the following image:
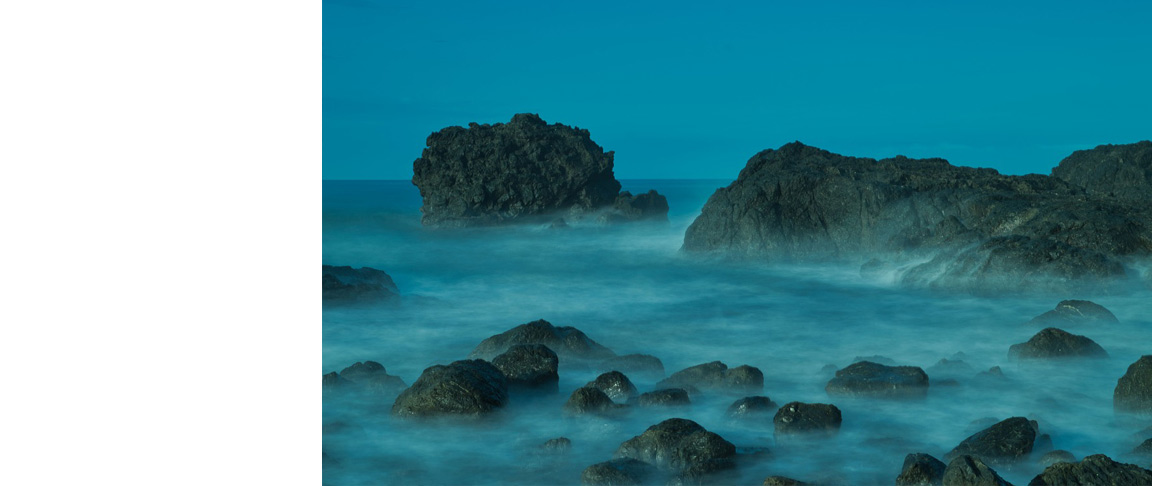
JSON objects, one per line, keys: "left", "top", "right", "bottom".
{"left": 411, "top": 113, "right": 668, "bottom": 226}
{"left": 1028, "top": 454, "right": 1152, "bottom": 485}
{"left": 1115, "top": 355, "right": 1152, "bottom": 414}
{"left": 1051, "top": 141, "right": 1152, "bottom": 202}
{"left": 681, "top": 142, "right": 1152, "bottom": 293}
{"left": 390, "top": 360, "right": 508, "bottom": 417}
{"left": 322, "top": 265, "right": 400, "bottom": 306}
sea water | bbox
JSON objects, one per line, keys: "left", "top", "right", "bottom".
{"left": 322, "top": 180, "right": 1152, "bottom": 485}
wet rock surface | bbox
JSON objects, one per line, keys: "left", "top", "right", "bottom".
{"left": 390, "top": 360, "right": 508, "bottom": 417}
{"left": 657, "top": 361, "right": 763, "bottom": 393}
{"left": 1051, "top": 141, "right": 1152, "bottom": 202}
{"left": 942, "top": 455, "right": 1011, "bottom": 486}
{"left": 491, "top": 344, "right": 560, "bottom": 392}
{"left": 762, "top": 476, "right": 808, "bottom": 485}
{"left": 773, "top": 402, "right": 842, "bottom": 437}
{"left": 1028, "top": 454, "right": 1152, "bottom": 485}
{"left": 322, "top": 265, "right": 400, "bottom": 306}
{"left": 585, "top": 371, "right": 638, "bottom": 403}
{"left": 564, "top": 386, "right": 623, "bottom": 416}
{"left": 1115, "top": 355, "right": 1152, "bottom": 414}
{"left": 581, "top": 458, "right": 656, "bottom": 486}
{"left": 635, "top": 388, "right": 691, "bottom": 408}
{"left": 1008, "top": 328, "right": 1108, "bottom": 359}
{"left": 614, "top": 418, "right": 736, "bottom": 477}
{"left": 825, "top": 361, "right": 930, "bottom": 398}
{"left": 1028, "top": 300, "right": 1119, "bottom": 326}
{"left": 896, "top": 452, "right": 946, "bottom": 486}
{"left": 411, "top": 113, "right": 668, "bottom": 226}
{"left": 469, "top": 319, "right": 616, "bottom": 361}
{"left": 945, "top": 417, "right": 1037, "bottom": 466}
{"left": 727, "top": 396, "right": 778, "bottom": 418}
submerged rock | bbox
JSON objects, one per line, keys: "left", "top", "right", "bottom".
{"left": 469, "top": 319, "right": 615, "bottom": 362}
{"left": 942, "top": 455, "right": 1011, "bottom": 486}
{"left": 322, "top": 265, "right": 400, "bottom": 306}
{"left": 585, "top": 371, "right": 638, "bottom": 403}
{"left": 636, "top": 388, "right": 691, "bottom": 408}
{"left": 581, "top": 458, "right": 657, "bottom": 486}
{"left": 727, "top": 396, "right": 778, "bottom": 418}
{"left": 1028, "top": 454, "right": 1152, "bottom": 485}
{"left": 491, "top": 344, "right": 559, "bottom": 393}
{"left": 945, "top": 417, "right": 1037, "bottom": 466}
{"left": 1115, "top": 355, "right": 1152, "bottom": 414}
{"left": 335, "top": 361, "right": 407, "bottom": 394}
{"left": 615, "top": 418, "right": 736, "bottom": 477}
{"left": 411, "top": 113, "right": 668, "bottom": 226}
{"left": 391, "top": 360, "right": 508, "bottom": 417}
{"left": 1028, "top": 300, "right": 1119, "bottom": 326}
{"left": 896, "top": 452, "right": 946, "bottom": 486}
{"left": 564, "top": 386, "right": 623, "bottom": 416}
{"left": 1008, "top": 328, "right": 1108, "bottom": 359}
{"left": 773, "top": 402, "right": 842, "bottom": 437}
{"left": 600, "top": 354, "right": 665, "bottom": 380}
{"left": 825, "top": 361, "right": 930, "bottom": 398}
{"left": 657, "top": 361, "right": 763, "bottom": 393}
{"left": 540, "top": 437, "right": 572, "bottom": 454}
{"left": 681, "top": 142, "right": 1152, "bottom": 292}
{"left": 322, "top": 371, "right": 344, "bottom": 388}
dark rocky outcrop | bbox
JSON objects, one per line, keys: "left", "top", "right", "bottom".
{"left": 773, "top": 402, "right": 842, "bottom": 437}
{"left": 945, "top": 417, "right": 1037, "bottom": 466}
{"left": 581, "top": 458, "right": 657, "bottom": 486}
{"left": 657, "top": 361, "right": 763, "bottom": 394}
{"left": 411, "top": 113, "right": 668, "bottom": 226}
{"left": 335, "top": 361, "right": 407, "bottom": 394}
{"left": 564, "top": 386, "right": 623, "bottom": 416}
{"left": 491, "top": 344, "right": 559, "bottom": 393}
{"left": 469, "top": 319, "right": 615, "bottom": 362}
{"left": 896, "top": 452, "right": 946, "bottom": 486}
{"left": 391, "top": 360, "right": 508, "bottom": 417}
{"left": 1028, "top": 454, "right": 1152, "bottom": 485}
{"left": 942, "top": 455, "right": 1012, "bottom": 486}
{"left": 322, "top": 371, "right": 344, "bottom": 388}
{"left": 600, "top": 354, "right": 665, "bottom": 380}
{"left": 1038, "top": 450, "right": 1076, "bottom": 467}
{"left": 1008, "top": 328, "right": 1108, "bottom": 360}
{"left": 727, "top": 396, "right": 778, "bottom": 418}
{"left": 322, "top": 265, "right": 400, "bottom": 306}
{"left": 636, "top": 389, "right": 691, "bottom": 408}
{"left": 585, "top": 371, "right": 638, "bottom": 403}
{"left": 825, "top": 361, "right": 929, "bottom": 398}
{"left": 615, "top": 418, "right": 736, "bottom": 477}
{"left": 681, "top": 142, "right": 1152, "bottom": 293}
{"left": 1115, "top": 356, "right": 1152, "bottom": 414}
{"left": 1028, "top": 300, "right": 1119, "bottom": 326}
{"left": 1051, "top": 141, "right": 1152, "bottom": 202}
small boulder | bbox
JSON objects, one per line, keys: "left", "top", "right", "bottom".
{"left": 1028, "top": 300, "right": 1119, "bottom": 326}
{"left": 469, "top": 319, "right": 615, "bottom": 361}
{"left": 585, "top": 371, "right": 638, "bottom": 403}
{"left": 581, "top": 458, "right": 656, "bottom": 486}
{"left": 390, "top": 360, "right": 508, "bottom": 417}
{"left": 491, "top": 344, "right": 560, "bottom": 393}
{"left": 657, "top": 361, "right": 763, "bottom": 393}
{"left": 1028, "top": 454, "right": 1152, "bottom": 485}
{"left": 773, "top": 402, "right": 842, "bottom": 437}
{"left": 945, "top": 417, "right": 1037, "bottom": 466}
{"left": 1038, "top": 450, "right": 1076, "bottom": 467}
{"left": 727, "top": 396, "right": 778, "bottom": 418}
{"left": 636, "top": 388, "right": 691, "bottom": 408}
{"left": 896, "top": 452, "right": 946, "bottom": 486}
{"left": 564, "top": 387, "right": 622, "bottom": 416}
{"left": 600, "top": 354, "right": 665, "bottom": 380}
{"left": 322, "top": 265, "right": 400, "bottom": 306}
{"left": 337, "top": 361, "right": 407, "bottom": 394}
{"left": 615, "top": 418, "right": 736, "bottom": 476}
{"left": 1007, "top": 328, "right": 1107, "bottom": 360}
{"left": 825, "top": 361, "right": 929, "bottom": 398}
{"left": 942, "top": 455, "right": 1011, "bottom": 486}
{"left": 1115, "top": 355, "right": 1152, "bottom": 414}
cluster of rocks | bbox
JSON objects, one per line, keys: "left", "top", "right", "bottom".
{"left": 321, "top": 265, "right": 400, "bottom": 306}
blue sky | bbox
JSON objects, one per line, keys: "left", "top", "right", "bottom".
{"left": 324, "top": 1, "right": 1152, "bottom": 180}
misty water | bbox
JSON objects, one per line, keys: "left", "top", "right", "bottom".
{"left": 323, "top": 180, "right": 1152, "bottom": 485}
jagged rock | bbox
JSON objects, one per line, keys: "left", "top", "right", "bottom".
{"left": 773, "top": 402, "right": 842, "bottom": 437}
{"left": 681, "top": 142, "right": 1152, "bottom": 292}
{"left": 581, "top": 458, "right": 657, "bottom": 486}
{"left": 945, "top": 417, "right": 1037, "bottom": 466}
{"left": 657, "top": 361, "right": 763, "bottom": 393}
{"left": 942, "top": 455, "right": 1011, "bottom": 486}
{"left": 1008, "top": 328, "right": 1108, "bottom": 359}
{"left": 1115, "top": 355, "right": 1152, "bottom": 414}
{"left": 825, "top": 361, "right": 929, "bottom": 398}
{"left": 1051, "top": 141, "right": 1152, "bottom": 201}
{"left": 411, "top": 113, "right": 668, "bottom": 226}
{"left": 1028, "top": 454, "right": 1152, "bottom": 485}
{"left": 896, "top": 453, "right": 946, "bottom": 486}
{"left": 615, "top": 418, "right": 736, "bottom": 477}
{"left": 390, "top": 360, "right": 508, "bottom": 417}
{"left": 322, "top": 371, "right": 344, "bottom": 388}
{"left": 322, "top": 265, "right": 400, "bottom": 306}
{"left": 636, "top": 389, "right": 691, "bottom": 408}
{"left": 336, "top": 361, "right": 407, "bottom": 394}
{"left": 600, "top": 354, "right": 665, "bottom": 380}
{"left": 727, "top": 396, "right": 778, "bottom": 418}
{"left": 564, "top": 387, "right": 622, "bottom": 416}
{"left": 762, "top": 476, "right": 807, "bottom": 486}
{"left": 1038, "top": 450, "right": 1076, "bottom": 467}
{"left": 585, "top": 371, "right": 638, "bottom": 403}
{"left": 491, "top": 344, "right": 559, "bottom": 392}
{"left": 1028, "top": 300, "right": 1119, "bottom": 326}
{"left": 469, "top": 319, "right": 615, "bottom": 361}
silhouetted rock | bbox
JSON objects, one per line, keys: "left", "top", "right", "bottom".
{"left": 1038, "top": 450, "right": 1075, "bottom": 467}
{"left": 391, "top": 360, "right": 508, "bottom": 417}
{"left": 1028, "top": 454, "right": 1152, "bottom": 485}
{"left": 585, "top": 371, "right": 638, "bottom": 403}
{"left": 773, "top": 402, "right": 842, "bottom": 437}
{"left": 896, "top": 453, "right": 946, "bottom": 486}
{"left": 615, "top": 418, "right": 736, "bottom": 477}
{"left": 657, "top": 361, "right": 763, "bottom": 393}
{"left": 564, "top": 386, "right": 622, "bottom": 416}
{"left": 1051, "top": 141, "right": 1152, "bottom": 202}
{"left": 825, "top": 361, "right": 929, "bottom": 398}
{"left": 492, "top": 344, "right": 559, "bottom": 393}
{"left": 469, "top": 319, "right": 615, "bottom": 362}
{"left": 681, "top": 142, "right": 1152, "bottom": 293}
{"left": 322, "top": 265, "right": 399, "bottom": 306}
{"left": 1115, "top": 355, "right": 1152, "bottom": 414}
{"left": 727, "top": 396, "right": 778, "bottom": 418}
{"left": 581, "top": 458, "right": 657, "bottom": 486}
{"left": 1008, "top": 328, "right": 1107, "bottom": 360}
{"left": 942, "top": 455, "right": 1011, "bottom": 486}
{"left": 636, "top": 389, "right": 691, "bottom": 408}
{"left": 600, "top": 354, "right": 665, "bottom": 380}
{"left": 411, "top": 113, "right": 668, "bottom": 226}
{"left": 1028, "top": 300, "right": 1119, "bottom": 326}
{"left": 945, "top": 417, "right": 1037, "bottom": 466}
{"left": 336, "top": 361, "right": 407, "bottom": 394}
{"left": 322, "top": 371, "right": 344, "bottom": 388}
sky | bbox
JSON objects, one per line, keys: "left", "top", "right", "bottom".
{"left": 324, "top": 0, "right": 1152, "bottom": 180}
